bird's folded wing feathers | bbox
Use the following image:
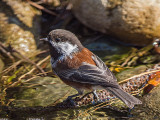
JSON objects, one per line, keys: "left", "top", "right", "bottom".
{"left": 91, "top": 54, "right": 117, "bottom": 81}
{"left": 59, "top": 60, "right": 119, "bottom": 88}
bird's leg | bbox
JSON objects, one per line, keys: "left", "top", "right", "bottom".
{"left": 92, "top": 90, "right": 101, "bottom": 104}
{"left": 93, "top": 90, "right": 99, "bottom": 100}
{"left": 65, "top": 89, "right": 83, "bottom": 106}
{"left": 128, "top": 107, "right": 134, "bottom": 117}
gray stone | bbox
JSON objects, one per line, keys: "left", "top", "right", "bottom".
{"left": 71, "top": 0, "right": 160, "bottom": 46}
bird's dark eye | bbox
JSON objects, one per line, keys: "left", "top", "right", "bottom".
{"left": 55, "top": 38, "right": 61, "bottom": 42}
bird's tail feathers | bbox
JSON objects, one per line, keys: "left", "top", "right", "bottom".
{"left": 106, "top": 87, "right": 142, "bottom": 109}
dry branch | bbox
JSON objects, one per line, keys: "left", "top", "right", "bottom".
{"left": 27, "top": 0, "right": 57, "bottom": 16}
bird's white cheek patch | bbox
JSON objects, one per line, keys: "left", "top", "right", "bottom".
{"left": 50, "top": 41, "right": 79, "bottom": 57}
{"left": 50, "top": 41, "right": 79, "bottom": 68}
{"left": 58, "top": 42, "right": 78, "bottom": 56}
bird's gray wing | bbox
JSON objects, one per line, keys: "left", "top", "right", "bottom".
{"left": 59, "top": 62, "right": 119, "bottom": 88}
{"left": 91, "top": 54, "right": 117, "bottom": 81}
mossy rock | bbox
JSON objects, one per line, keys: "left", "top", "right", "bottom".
{"left": 11, "top": 77, "right": 77, "bottom": 107}
{"left": 116, "top": 65, "right": 149, "bottom": 81}
{"left": 131, "top": 86, "right": 160, "bottom": 119}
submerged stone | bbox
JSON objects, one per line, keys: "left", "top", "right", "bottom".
{"left": 11, "top": 77, "right": 77, "bottom": 107}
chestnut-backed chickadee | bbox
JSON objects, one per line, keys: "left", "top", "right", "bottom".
{"left": 40, "top": 29, "right": 142, "bottom": 108}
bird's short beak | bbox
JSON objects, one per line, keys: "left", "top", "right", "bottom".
{"left": 40, "top": 38, "right": 48, "bottom": 42}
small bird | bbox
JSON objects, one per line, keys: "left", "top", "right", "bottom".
{"left": 40, "top": 29, "right": 142, "bottom": 108}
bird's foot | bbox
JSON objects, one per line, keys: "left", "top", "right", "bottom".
{"left": 63, "top": 96, "right": 77, "bottom": 107}
{"left": 127, "top": 107, "right": 134, "bottom": 117}
{"left": 91, "top": 98, "right": 104, "bottom": 105}
{"left": 92, "top": 90, "right": 104, "bottom": 105}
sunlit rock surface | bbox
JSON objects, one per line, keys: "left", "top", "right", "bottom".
{"left": 71, "top": 0, "right": 160, "bottom": 46}
{"left": 0, "top": 0, "right": 41, "bottom": 54}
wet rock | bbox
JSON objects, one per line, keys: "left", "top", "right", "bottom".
{"left": 116, "top": 65, "right": 149, "bottom": 81}
{"left": 11, "top": 77, "right": 77, "bottom": 107}
{"left": 0, "top": 0, "right": 41, "bottom": 54}
{"left": 131, "top": 86, "right": 160, "bottom": 119}
{"left": 71, "top": 0, "right": 160, "bottom": 46}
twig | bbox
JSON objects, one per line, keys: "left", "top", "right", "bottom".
{"left": 0, "top": 42, "right": 46, "bottom": 75}
{"left": 36, "top": 49, "right": 49, "bottom": 54}
{"left": 0, "top": 42, "right": 14, "bottom": 62}
{"left": 0, "top": 50, "right": 48, "bottom": 75}
{"left": 21, "top": 76, "right": 38, "bottom": 83}
{"left": 121, "top": 48, "right": 137, "bottom": 67}
{"left": 121, "top": 54, "right": 135, "bottom": 67}
{"left": 7, "top": 56, "right": 50, "bottom": 88}
{"left": 121, "top": 45, "right": 153, "bottom": 67}
{"left": 119, "top": 69, "right": 160, "bottom": 84}
{"left": 27, "top": 0, "right": 57, "bottom": 16}
{"left": 0, "top": 60, "right": 22, "bottom": 75}
{"left": 35, "top": 71, "right": 52, "bottom": 76}
{"left": 22, "top": 71, "right": 52, "bottom": 83}
{"left": 12, "top": 48, "right": 46, "bottom": 75}
{"left": 25, "top": 55, "right": 50, "bottom": 75}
